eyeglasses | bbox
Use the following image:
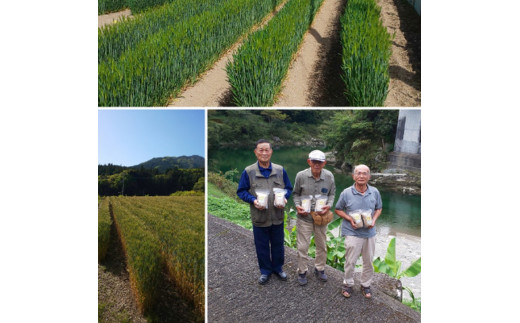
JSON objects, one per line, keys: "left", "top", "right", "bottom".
{"left": 310, "top": 160, "right": 324, "bottom": 164}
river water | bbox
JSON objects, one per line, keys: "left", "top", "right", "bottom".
{"left": 210, "top": 147, "right": 421, "bottom": 300}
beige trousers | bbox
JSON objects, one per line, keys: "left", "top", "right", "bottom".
{"left": 297, "top": 218, "right": 328, "bottom": 273}
{"left": 343, "top": 235, "right": 376, "bottom": 288}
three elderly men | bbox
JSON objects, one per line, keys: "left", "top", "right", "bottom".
{"left": 238, "top": 141, "right": 382, "bottom": 299}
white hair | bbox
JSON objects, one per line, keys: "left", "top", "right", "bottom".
{"left": 353, "top": 164, "right": 370, "bottom": 175}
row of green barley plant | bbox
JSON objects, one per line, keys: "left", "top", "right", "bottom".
{"left": 99, "top": 0, "right": 216, "bottom": 64}
{"left": 99, "top": 0, "right": 284, "bottom": 107}
{"left": 227, "top": 0, "right": 324, "bottom": 106}
{"left": 99, "top": 0, "right": 127, "bottom": 15}
{"left": 339, "top": 0, "right": 392, "bottom": 106}
{"left": 110, "top": 197, "right": 163, "bottom": 314}
{"left": 98, "top": 197, "right": 112, "bottom": 262}
{"left": 99, "top": 0, "right": 176, "bottom": 15}
{"left": 114, "top": 196, "right": 205, "bottom": 317}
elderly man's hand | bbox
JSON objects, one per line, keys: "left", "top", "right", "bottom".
{"left": 275, "top": 198, "right": 287, "bottom": 209}
{"left": 349, "top": 218, "right": 359, "bottom": 229}
{"left": 296, "top": 205, "right": 309, "bottom": 215}
{"left": 368, "top": 219, "right": 376, "bottom": 229}
{"left": 253, "top": 199, "right": 265, "bottom": 210}
{"left": 317, "top": 205, "right": 330, "bottom": 215}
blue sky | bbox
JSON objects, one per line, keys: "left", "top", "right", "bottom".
{"left": 98, "top": 110, "right": 205, "bottom": 166}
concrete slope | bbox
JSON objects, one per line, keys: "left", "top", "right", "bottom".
{"left": 208, "top": 214, "right": 420, "bottom": 322}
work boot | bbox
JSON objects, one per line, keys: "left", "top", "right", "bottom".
{"left": 298, "top": 272, "right": 307, "bottom": 286}
{"left": 314, "top": 268, "right": 328, "bottom": 282}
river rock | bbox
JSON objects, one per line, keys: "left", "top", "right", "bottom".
{"left": 369, "top": 171, "right": 421, "bottom": 195}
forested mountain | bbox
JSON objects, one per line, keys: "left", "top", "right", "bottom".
{"left": 135, "top": 155, "right": 204, "bottom": 173}
{"left": 99, "top": 155, "right": 204, "bottom": 175}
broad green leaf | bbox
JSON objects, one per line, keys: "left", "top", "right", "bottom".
{"left": 398, "top": 257, "right": 421, "bottom": 279}
{"left": 328, "top": 217, "right": 343, "bottom": 231}
{"left": 384, "top": 237, "right": 398, "bottom": 275}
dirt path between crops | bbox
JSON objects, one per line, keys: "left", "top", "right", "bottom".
{"left": 98, "top": 9, "right": 132, "bottom": 29}
{"left": 98, "top": 224, "right": 147, "bottom": 323}
{"left": 274, "top": 0, "right": 347, "bottom": 106}
{"left": 378, "top": 0, "right": 421, "bottom": 106}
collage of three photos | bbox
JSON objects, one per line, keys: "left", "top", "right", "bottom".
{"left": 98, "top": 0, "right": 421, "bottom": 321}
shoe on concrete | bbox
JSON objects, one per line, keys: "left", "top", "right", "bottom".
{"left": 314, "top": 268, "right": 328, "bottom": 282}
{"left": 258, "top": 274, "right": 270, "bottom": 285}
{"left": 275, "top": 271, "right": 288, "bottom": 281}
{"left": 298, "top": 272, "right": 308, "bottom": 286}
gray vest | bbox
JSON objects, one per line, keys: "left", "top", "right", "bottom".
{"left": 245, "top": 162, "right": 286, "bottom": 227}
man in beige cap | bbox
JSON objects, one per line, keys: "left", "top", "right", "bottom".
{"left": 292, "top": 150, "right": 336, "bottom": 285}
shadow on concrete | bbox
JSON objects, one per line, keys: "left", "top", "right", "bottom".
{"left": 208, "top": 214, "right": 420, "bottom": 322}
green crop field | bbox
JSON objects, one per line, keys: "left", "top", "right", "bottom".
{"left": 340, "top": 0, "right": 392, "bottom": 106}
{"left": 99, "top": 0, "right": 393, "bottom": 107}
{"left": 99, "top": 0, "right": 283, "bottom": 106}
{"left": 227, "top": 0, "right": 324, "bottom": 106}
{"left": 101, "top": 195, "right": 204, "bottom": 318}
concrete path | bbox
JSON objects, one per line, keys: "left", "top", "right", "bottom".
{"left": 208, "top": 214, "right": 420, "bottom": 322}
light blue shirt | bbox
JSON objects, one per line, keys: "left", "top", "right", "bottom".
{"left": 335, "top": 184, "right": 382, "bottom": 238}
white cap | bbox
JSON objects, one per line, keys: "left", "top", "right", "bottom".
{"left": 308, "top": 150, "right": 326, "bottom": 162}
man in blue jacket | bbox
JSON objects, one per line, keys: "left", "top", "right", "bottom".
{"left": 237, "top": 139, "right": 293, "bottom": 285}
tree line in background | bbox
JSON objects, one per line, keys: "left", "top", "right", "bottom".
{"left": 208, "top": 109, "right": 399, "bottom": 172}
{"left": 98, "top": 165, "right": 204, "bottom": 196}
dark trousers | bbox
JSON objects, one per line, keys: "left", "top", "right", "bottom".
{"left": 252, "top": 223, "right": 285, "bottom": 275}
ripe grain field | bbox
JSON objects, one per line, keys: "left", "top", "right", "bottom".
{"left": 98, "top": 196, "right": 204, "bottom": 322}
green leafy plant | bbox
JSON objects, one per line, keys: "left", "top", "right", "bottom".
{"left": 373, "top": 237, "right": 421, "bottom": 279}
{"left": 402, "top": 286, "right": 421, "bottom": 312}
{"left": 283, "top": 209, "right": 298, "bottom": 248}
{"left": 324, "top": 217, "right": 346, "bottom": 270}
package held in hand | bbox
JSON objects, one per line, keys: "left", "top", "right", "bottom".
{"left": 273, "top": 188, "right": 287, "bottom": 207}
{"left": 314, "top": 194, "right": 328, "bottom": 212}
{"left": 256, "top": 189, "right": 269, "bottom": 209}
{"left": 301, "top": 195, "right": 312, "bottom": 213}
{"left": 350, "top": 210, "right": 363, "bottom": 228}
{"left": 361, "top": 210, "right": 373, "bottom": 228}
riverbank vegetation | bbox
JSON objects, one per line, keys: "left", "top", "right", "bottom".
{"left": 208, "top": 109, "right": 398, "bottom": 173}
